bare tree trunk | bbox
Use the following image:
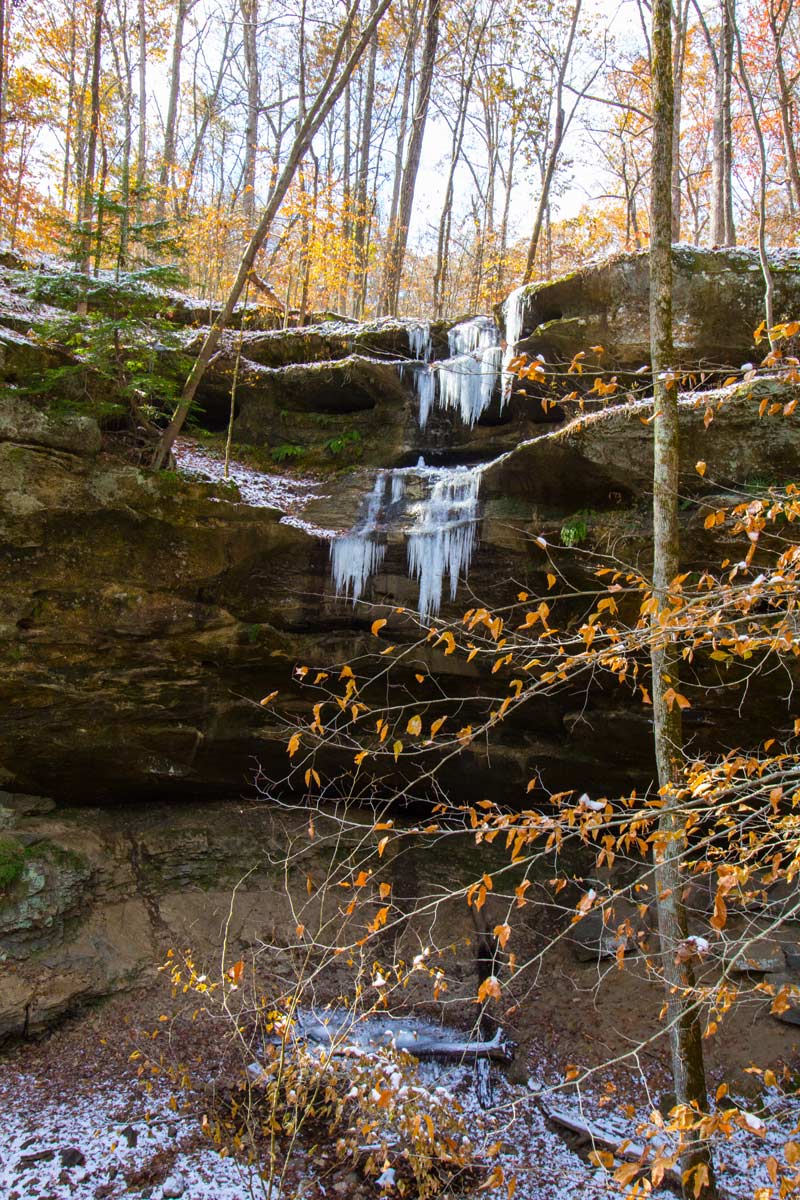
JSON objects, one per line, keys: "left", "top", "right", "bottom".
{"left": 769, "top": 0, "right": 800, "bottom": 214}
{"left": 353, "top": 0, "right": 377, "bottom": 317}
{"left": 710, "top": 0, "right": 735, "bottom": 244}
{"left": 383, "top": 13, "right": 415, "bottom": 293}
{"left": 650, "top": 1, "right": 718, "bottom": 1196}
{"left": 156, "top": 0, "right": 189, "bottom": 225}
{"left": 136, "top": 0, "right": 147, "bottom": 223}
{"left": 78, "top": 0, "right": 104, "bottom": 289}
{"left": 523, "top": 0, "right": 582, "bottom": 283}
{"left": 380, "top": 0, "right": 440, "bottom": 315}
{"left": 240, "top": 0, "right": 259, "bottom": 227}
{"left": 151, "top": 0, "right": 393, "bottom": 469}
{"left": 671, "top": 0, "right": 690, "bottom": 239}
{"left": 732, "top": 8, "right": 774, "bottom": 335}
{"left": 433, "top": 24, "right": 480, "bottom": 318}
{"left": 61, "top": 15, "right": 78, "bottom": 213}
{"left": 179, "top": 17, "right": 234, "bottom": 220}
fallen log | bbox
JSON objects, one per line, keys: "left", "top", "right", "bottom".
{"left": 540, "top": 1103, "right": 682, "bottom": 1190}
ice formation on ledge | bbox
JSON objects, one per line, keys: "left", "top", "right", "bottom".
{"left": 447, "top": 315, "right": 499, "bottom": 357}
{"left": 329, "top": 464, "right": 482, "bottom": 617}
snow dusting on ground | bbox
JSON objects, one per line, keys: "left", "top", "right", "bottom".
{"left": 174, "top": 437, "right": 334, "bottom": 536}
{"left": 2, "top": 1000, "right": 794, "bottom": 1200}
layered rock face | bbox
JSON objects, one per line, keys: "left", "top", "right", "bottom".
{"left": 1, "top": 246, "right": 799, "bottom": 1031}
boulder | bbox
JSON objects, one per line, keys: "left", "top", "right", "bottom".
{"left": 499, "top": 246, "right": 800, "bottom": 374}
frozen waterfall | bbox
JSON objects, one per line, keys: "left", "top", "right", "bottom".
{"left": 329, "top": 463, "right": 482, "bottom": 618}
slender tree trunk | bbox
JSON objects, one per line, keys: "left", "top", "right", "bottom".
{"left": 770, "top": 0, "right": 800, "bottom": 214}
{"left": 433, "top": 37, "right": 478, "bottom": 318}
{"left": 152, "top": 0, "right": 393, "bottom": 469}
{"left": 380, "top": 0, "right": 440, "bottom": 315}
{"left": 523, "top": 0, "right": 582, "bottom": 283}
{"left": 383, "top": 14, "right": 415, "bottom": 290}
{"left": 353, "top": 0, "right": 377, "bottom": 317}
{"left": 156, "top": 0, "right": 189, "bottom": 225}
{"left": 136, "top": 0, "right": 147, "bottom": 223}
{"left": 710, "top": 0, "right": 735, "bottom": 244}
{"left": 732, "top": 8, "right": 774, "bottom": 335}
{"left": 671, "top": 0, "right": 689, "bottom": 239}
{"left": 61, "top": 16, "right": 78, "bottom": 213}
{"left": 240, "top": 0, "right": 259, "bottom": 227}
{"left": 650, "top": 1, "right": 718, "bottom": 1196}
{"left": 497, "top": 122, "right": 517, "bottom": 294}
{"left": 78, "top": 0, "right": 104, "bottom": 287}
{"left": 179, "top": 16, "right": 233, "bottom": 219}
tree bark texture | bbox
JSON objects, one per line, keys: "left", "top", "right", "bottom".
{"left": 650, "top": 0, "right": 718, "bottom": 1195}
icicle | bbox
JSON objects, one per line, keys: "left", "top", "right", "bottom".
{"left": 414, "top": 366, "right": 436, "bottom": 428}
{"left": 330, "top": 473, "right": 388, "bottom": 602}
{"left": 406, "top": 467, "right": 481, "bottom": 619}
{"left": 408, "top": 321, "right": 432, "bottom": 362}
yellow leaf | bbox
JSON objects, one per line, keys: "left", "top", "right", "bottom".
{"left": 437, "top": 630, "right": 456, "bottom": 655}
{"left": 393, "top": 739, "right": 403, "bottom": 761}
{"left": 695, "top": 460, "right": 706, "bottom": 477}
{"left": 354, "top": 750, "right": 368, "bottom": 766}
{"left": 430, "top": 716, "right": 446, "bottom": 737}
{"left": 259, "top": 691, "right": 278, "bottom": 706}
{"left": 494, "top": 923, "right": 511, "bottom": 949}
{"left": 339, "top": 665, "right": 354, "bottom": 679}
{"left": 287, "top": 733, "right": 301, "bottom": 757}
{"left": 377, "top": 835, "right": 389, "bottom": 858}
{"left": 407, "top": 715, "right": 422, "bottom": 736}
{"left": 546, "top": 573, "right": 556, "bottom": 589}
{"left": 371, "top": 618, "right": 387, "bottom": 636}
{"left": 379, "top": 882, "right": 391, "bottom": 899}
{"left": 296, "top": 923, "right": 305, "bottom": 938}
{"left": 304, "top": 768, "right": 320, "bottom": 788}
{"left": 415, "top": 673, "right": 425, "bottom": 683}
{"left": 477, "top": 976, "right": 502, "bottom": 1003}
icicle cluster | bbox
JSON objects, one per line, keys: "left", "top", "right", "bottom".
{"left": 329, "top": 464, "right": 482, "bottom": 617}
